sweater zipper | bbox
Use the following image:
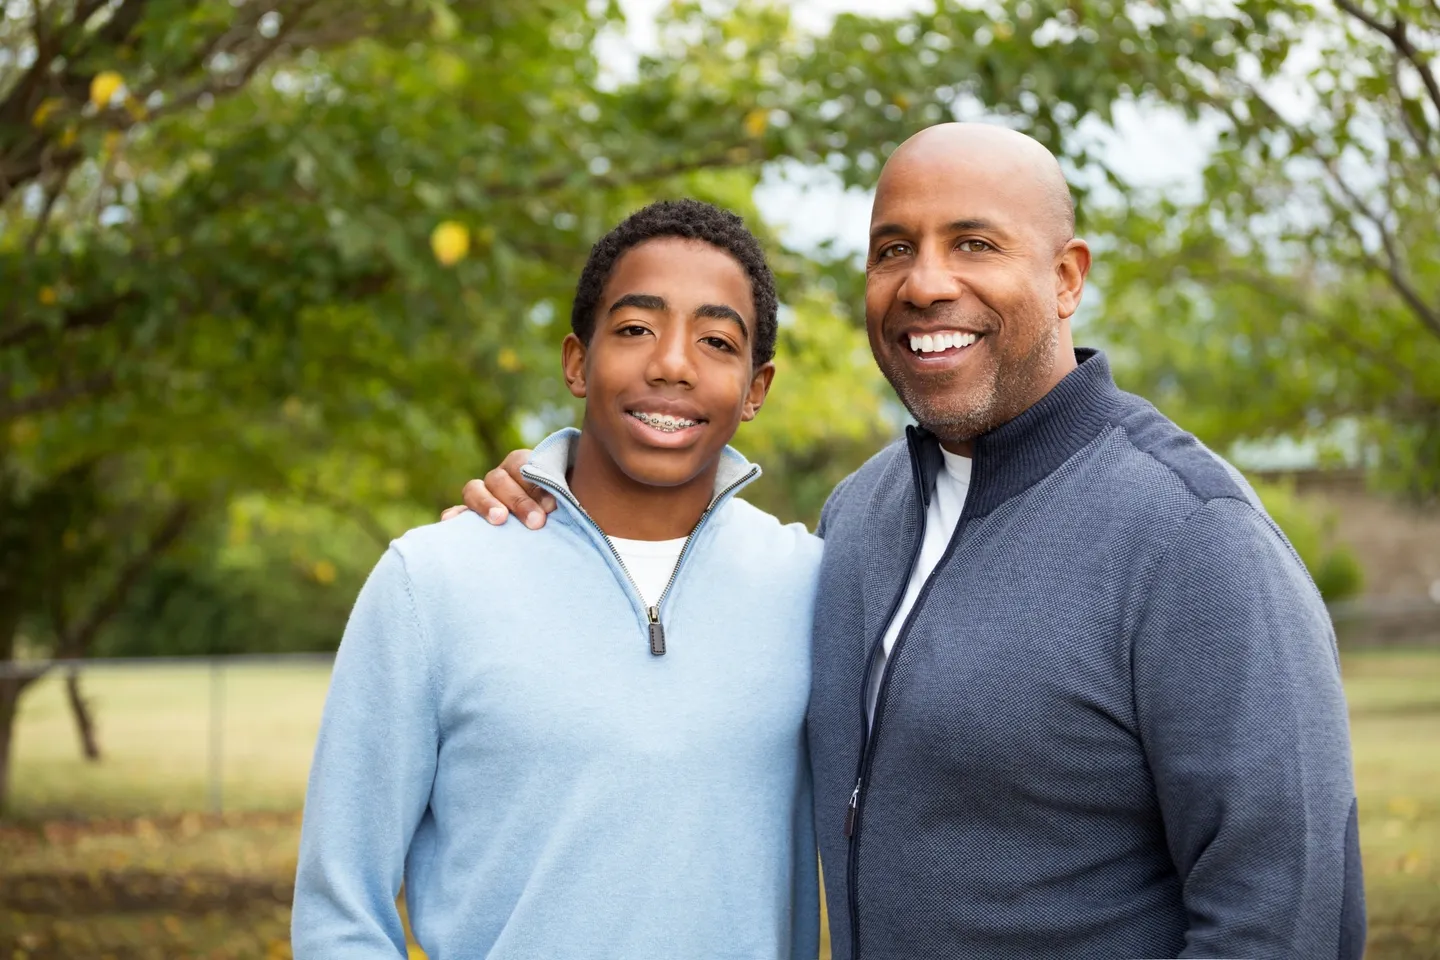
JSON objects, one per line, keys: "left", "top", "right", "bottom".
{"left": 844, "top": 432, "right": 975, "bottom": 960}
{"left": 523, "top": 465, "right": 759, "bottom": 656}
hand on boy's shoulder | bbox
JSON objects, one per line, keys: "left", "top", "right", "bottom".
{"left": 439, "top": 449, "right": 556, "bottom": 530}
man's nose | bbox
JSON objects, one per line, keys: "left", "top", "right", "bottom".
{"left": 897, "top": 247, "right": 963, "bottom": 309}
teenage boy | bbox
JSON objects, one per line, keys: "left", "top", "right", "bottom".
{"left": 292, "top": 199, "right": 821, "bottom": 960}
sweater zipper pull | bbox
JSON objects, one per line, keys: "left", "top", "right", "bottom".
{"left": 843, "top": 778, "right": 862, "bottom": 837}
{"left": 647, "top": 606, "right": 666, "bottom": 656}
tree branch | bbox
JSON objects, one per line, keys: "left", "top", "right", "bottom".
{"left": 0, "top": 374, "right": 115, "bottom": 421}
{"left": 0, "top": 293, "right": 138, "bottom": 350}
{"left": 1319, "top": 168, "right": 1440, "bottom": 341}
{"left": 1214, "top": 266, "right": 1424, "bottom": 389}
{"left": 26, "top": 165, "right": 73, "bottom": 254}
{"left": 1390, "top": 56, "right": 1440, "bottom": 185}
{"left": 55, "top": 502, "right": 193, "bottom": 659}
{"left": 143, "top": 0, "right": 320, "bottom": 123}
{"left": 1335, "top": 0, "right": 1440, "bottom": 119}
{"left": 1239, "top": 82, "right": 1440, "bottom": 343}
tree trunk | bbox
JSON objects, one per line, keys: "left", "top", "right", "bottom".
{"left": 65, "top": 668, "right": 101, "bottom": 761}
{"left": 0, "top": 672, "right": 40, "bottom": 817}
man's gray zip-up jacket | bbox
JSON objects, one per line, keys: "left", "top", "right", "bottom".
{"left": 808, "top": 349, "right": 1365, "bottom": 960}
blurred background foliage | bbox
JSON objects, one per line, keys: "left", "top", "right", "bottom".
{"left": 1, "top": 0, "right": 1435, "bottom": 806}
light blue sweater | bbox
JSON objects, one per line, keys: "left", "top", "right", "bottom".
{"left": 292, "top": 429, "right": 823, "bottom": 960}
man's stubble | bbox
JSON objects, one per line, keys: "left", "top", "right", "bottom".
{"left": 884, "top": 315, "right": 1062, "bottom": 447}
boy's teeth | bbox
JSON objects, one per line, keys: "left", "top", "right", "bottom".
{"left": 909, "top": 332, "right": 978, "bottom": 354}
{"left": 629, "top": 411, "right": 700, "bottom": 433}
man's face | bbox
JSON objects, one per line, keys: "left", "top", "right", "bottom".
{"left": 864, "top": 149, "right": 1079, "bottom": 447}
{"left": 564, "top": 237, "right": 773, "bottom": 489}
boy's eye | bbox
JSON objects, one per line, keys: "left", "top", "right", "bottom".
{"left": 701, "top": 336, "right": 734, "bottom": 352}
{"left": 618, "top": 323, "right": 651, "bottom": 336}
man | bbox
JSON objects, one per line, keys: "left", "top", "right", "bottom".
{"left": 294, "top": 200, "right": 820, "bottom": 959}
{"left": 453, "top": 124, "right": 1364, "bottom": 959}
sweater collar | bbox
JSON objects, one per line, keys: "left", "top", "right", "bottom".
{"left": 909, "top": 348, "right": 1122, "bottom": 517}
{"left": 521, "top": 427, "right": 762, "bottom": 527}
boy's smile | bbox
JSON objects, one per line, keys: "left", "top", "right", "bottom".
{"left": 625, "top": 398, "right": 707, "bottom": 441}
{"left": 562, "top": 236, "right": 775, "bottom": 539}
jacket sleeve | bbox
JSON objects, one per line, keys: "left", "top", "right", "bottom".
{"left": 814, "top": 472, "right": 855, "bottom": 541}
{"left": 790, "top": 729, "right": 821, "bottom": 960}
{"left": 1132, "top": 497, "right": 1365, "bottom": 960}
{"left": 292, "top": 546, "right": 441, "bottom": 959}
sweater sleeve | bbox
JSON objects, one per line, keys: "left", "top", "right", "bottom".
{"left": 1132, "top": 497, "right": 1365, "bottom": 960}
{"left": 292, "top": 546, "right": 441, "bottom": 959}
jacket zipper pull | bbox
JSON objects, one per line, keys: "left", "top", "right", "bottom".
{"left": 647, "top": 606, "right": 666, "bottom": 656}
{"left": 843, "top": 778, "right": 862, "bottom": 837}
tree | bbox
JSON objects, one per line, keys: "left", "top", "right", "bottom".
{"left": 1091, "top": 0, "right": 1440, "bottom": 499}
{"left": 0, "top": 0, "right": 895, "bottom": 811}
{"left": 0, "top": 0, "right": 1266, "bottom": 811}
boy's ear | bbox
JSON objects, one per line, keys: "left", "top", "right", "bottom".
{"left": 561, "top": 333, "right": 588, "bottom": 399}
{"left": 740, "top": 361, "right": 776, "bottom": 422}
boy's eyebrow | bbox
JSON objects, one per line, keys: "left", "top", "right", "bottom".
{"left": 608, "top": 293, "right": 667, "bottom": 313}
{"left": 694, "top": 303, "right": 749, "bottom": 340}
{"left": 608, "top": 294, "right": 750, "bottom": 340}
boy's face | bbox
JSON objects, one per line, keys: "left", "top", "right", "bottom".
{"left": 563, "top": 237, "right": 775, "bottom": 490}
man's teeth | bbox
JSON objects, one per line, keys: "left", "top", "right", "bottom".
{"left": 909, "top": 331, "right": 979, "bottom": 354}
{"left": 628, "top": 411, "right": 701, "bottom": 433}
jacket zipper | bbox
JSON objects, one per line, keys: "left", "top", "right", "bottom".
{"left": 845, "top": 430, "right": 976, "bottom": 960}
{"left": 523, "top": 465, "right": 759, "bottom": 656}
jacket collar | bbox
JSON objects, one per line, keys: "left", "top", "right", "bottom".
{"left": 908, "top": 348, "right": 1122, "bottom": 518}
{"left": 521, "top": 427, "right": 762, "bottom": 529}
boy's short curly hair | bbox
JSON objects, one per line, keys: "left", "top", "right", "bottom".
{"left": 570, "top": 199, "right": 778, "bottom": 367}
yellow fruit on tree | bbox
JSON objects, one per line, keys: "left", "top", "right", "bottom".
{"left": 32, "top": 97, "right": 64, "bottom": 127}
{"left": 431, "top": 221, "right": 470, "bottom": 266}
{"left": 90, "top": 71, "right": 125, "bottom": 108}
{"left": 743, "top": 108, "right": 768, "bottom": 138}
{"left": 312, "top": 560, "right": 338, "bottom": 585}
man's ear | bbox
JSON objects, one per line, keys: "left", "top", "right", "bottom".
{"left": 561, "top": 333, "right": 588, "bottom": 399}
{"left": 1055, "top": 238, "right": 1091, "bottom": 321}
{"left": 740, "top": 361, "right": 776, "bottom": 422}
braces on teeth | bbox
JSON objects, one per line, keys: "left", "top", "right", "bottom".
{"left": 629, "top": 411, "right": 700, "bottom": 433}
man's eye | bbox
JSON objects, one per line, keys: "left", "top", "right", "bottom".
{"left": 958, "top": 239, "right": 992, "bottom": 253}
{"left": 878, "top": 243, "right": 913, "bottom": 259}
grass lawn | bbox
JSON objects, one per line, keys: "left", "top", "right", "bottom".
{"left": 2, "top": 649, "right": 1437, "bottom": 959}
{"left": 8, "top": 661, "right": 330, "bottom": 819}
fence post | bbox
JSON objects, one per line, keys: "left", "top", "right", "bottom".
{"left": 208, "top": 657, "right": 225, "bottom": 816}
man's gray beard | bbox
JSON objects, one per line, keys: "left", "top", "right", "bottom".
{"left": 888, "top": 321, "right": 1061, "bottom": 446}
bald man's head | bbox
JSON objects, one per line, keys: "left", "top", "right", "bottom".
{"left": 880, "top": 123, "right": 1076, "bottom": 250}
{"left": 862, "top": 122, "right": 1091, "bottom": 452}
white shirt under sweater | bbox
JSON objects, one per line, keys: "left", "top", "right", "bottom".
{"left": 610, "top": 536, "right": 688, "bottom": 608}
{"left": 866, "top": 445, "right": 973, "bottom": 725}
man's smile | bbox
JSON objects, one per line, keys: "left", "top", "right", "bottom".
{"left": 904, "top": 329, "right": 983, "bottom": 356}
